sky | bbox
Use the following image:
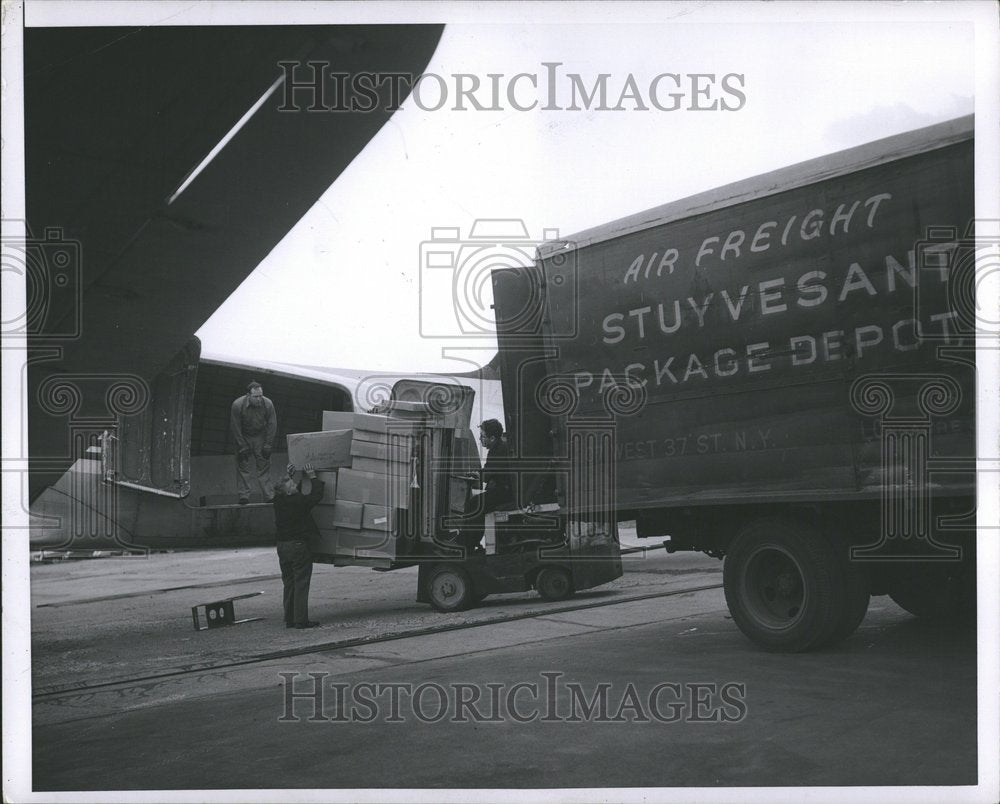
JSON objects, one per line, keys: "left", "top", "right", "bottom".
{"left": 191, "top": 10, "right": 977, "bottom": 376}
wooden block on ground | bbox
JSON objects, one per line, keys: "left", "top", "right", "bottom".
{"left": 352, "top": 456, "right": 410, "bottom": 477}
{"left": 337, "top": 468, "right": 410, "bottom": 509}
{"left": 362, "top": 504, "right": 397, "bottom": 532}
{"left": 286, "top": 429, "right": 353, "bottom": 470}
{"left": 311, "top": 501, "right": 363, "bottom": 530}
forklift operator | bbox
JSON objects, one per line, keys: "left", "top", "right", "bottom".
{"left": 478, "top": 418, "right": 513, "bottom": 513}
{"left": 457, "top": 419, "right": 514, "bottom": 551}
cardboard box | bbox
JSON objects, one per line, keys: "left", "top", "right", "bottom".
{"left": 384, "top": 409, "right": 428, "bottom": 422}
{"left": 332, "top": 501, "right": 364, "bottom": 529}
{"left": 286, "top": 429, "right": 353, "bottom": 470}
{"left": 362, "top": 504, "right": 397, "bottom": 532}
{"left": 335, "top": 527, "right": 395, "bottom": 556}
{"left": 352, "top": 430, "right": 417, "bottom": 449}
{"left": 353, "top": 413, "right": 390, "bottom": 433}
{"left": 321, "top": 527, "right": 395, "bottom": 556}
{"left": 353, "top": 413, "right": 424, "bottom": 435}
{"left": 311, "top": 500, "right": 363, "bottom": 530}
{"left": 337, "top": 468, "right": 410, "bottom": 509}
{"left": 350, "top": 438, "right": 412, "bottom": 463}
{"left": 352, "top": 456, "right": 411, "bottom": 477}
{"left": 321, "top": 411, "right": 357, "bottom": 432}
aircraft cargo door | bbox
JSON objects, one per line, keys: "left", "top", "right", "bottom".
{"left": 107, "top": 337, "right": 199, "bottom": 498}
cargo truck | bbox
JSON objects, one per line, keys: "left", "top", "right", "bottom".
{"left": 491, "top": 115, "right": 977, "bottom": 651}
{"left": 47, "top": 115, "right": 974, "bottom": 647}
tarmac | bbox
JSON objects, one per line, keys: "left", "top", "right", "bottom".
{"left": 19, "top": 537, "right": 984, "bottom": 797}
{"left": 29, "top": 537, "right": 719, "bottom": 698}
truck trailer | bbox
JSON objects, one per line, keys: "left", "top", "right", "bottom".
{"left": 492, "top": 115, "right": 977, "bottom": 651}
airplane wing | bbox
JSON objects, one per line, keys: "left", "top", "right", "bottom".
{"left": 22, "top": 24, "right": 444, "bottom": 499}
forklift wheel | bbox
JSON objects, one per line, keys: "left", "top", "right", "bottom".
{"left": 427, "top": 565, "right": 474, "bottom": 612}
{"left": 536, "top": 567, "right": 574, "bottom": 602}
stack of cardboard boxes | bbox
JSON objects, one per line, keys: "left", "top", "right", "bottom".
{"left": 286, "top": 410, "right": 421, "bottom": 562}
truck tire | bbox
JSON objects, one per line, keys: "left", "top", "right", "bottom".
{"left": 813, "top": 532, "right": 871, "bottom": 647}
{"left": 427, "top": 565, "right": 474, "bottom": 612}
{"left": 887, "top": 566, "right": 976, "bottom": 621}
{"left": 536, "top": 566, "right": 574, "bottom": 601}
{"left": 723, "top": 518, "right": 842, "bottom": 652}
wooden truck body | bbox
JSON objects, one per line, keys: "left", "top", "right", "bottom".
{"left": 493, "top": 116, "right": 976, "bottom": 650}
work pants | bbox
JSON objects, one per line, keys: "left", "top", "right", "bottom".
{"left": 236, "top": 433, "right": 273, "bottom": 501}
{"left": 277, "top": 540, "right": 313, "bottom": 625}
{"left": 457, "top": 489, "right": 511, "bottom": 551}
{"left": 455, "top": 506, "right": 485, "bottom": 549}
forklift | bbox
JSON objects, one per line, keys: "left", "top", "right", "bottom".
{"left": 397, "top": 381, "right": 622, "bottom": 612}
{"left": 309, "top": 379, "right": 623, "bottom": 611}
{"left": 415, "top": 499, "right": 623, "bottom": 612}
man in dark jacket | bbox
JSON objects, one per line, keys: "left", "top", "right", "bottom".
{"left": 273, "top": 462, "right": 324, "bottom": 629}
{"left": 231, "top": 381, "right": 277, "bottom": 504}
{"left": 458, "top": 419, "right": 515, "bottom": 551}
{"left": 479, "top": 418, "right": 513, "bottom": 513}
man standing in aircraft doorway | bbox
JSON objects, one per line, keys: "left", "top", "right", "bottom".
{"left": 231, "top": 380, "right": 277, "bottom": 504}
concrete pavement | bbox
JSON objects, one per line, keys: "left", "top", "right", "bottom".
{"left": 24, "top": 542, "right": 980, "bottom": 795}
{"left": 32, "top": 595, "right": 976, "bottom": 791}
{"left": 30, "top": 541, "right": 720, "bottom": 694}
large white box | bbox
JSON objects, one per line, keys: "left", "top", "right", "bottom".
{"left": 337, "top": 468, "right": 410, "bottom": 509}
{"left": 311, "top": 527, "right": 394, "bottom": 559}
{"left": 286, "top": 429, "right": 353, "bottom": 470}
{"left": 362, "top": 504, "right": 397, "bottom": 532}
{"left": 311, "top": 501, "right": 363, "bottom": 530}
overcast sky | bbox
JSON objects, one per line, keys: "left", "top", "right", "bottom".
{"left": 182, "top": 10, "right": 977, "bottom": 375}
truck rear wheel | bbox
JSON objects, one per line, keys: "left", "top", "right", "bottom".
{"left": 724, "top": 518, "right": 841, "bottom": 652}
{"left": 536, "top": 566, "right": 574, "bottom": 601}
{"left": 815, "top": 533, "right": 871, "bottom": 647}
{"left": 887, "top": 566, "right": 976, "bottom": 621}
{"left": 427, "top": 565, "right": 474, "bottom": 612}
